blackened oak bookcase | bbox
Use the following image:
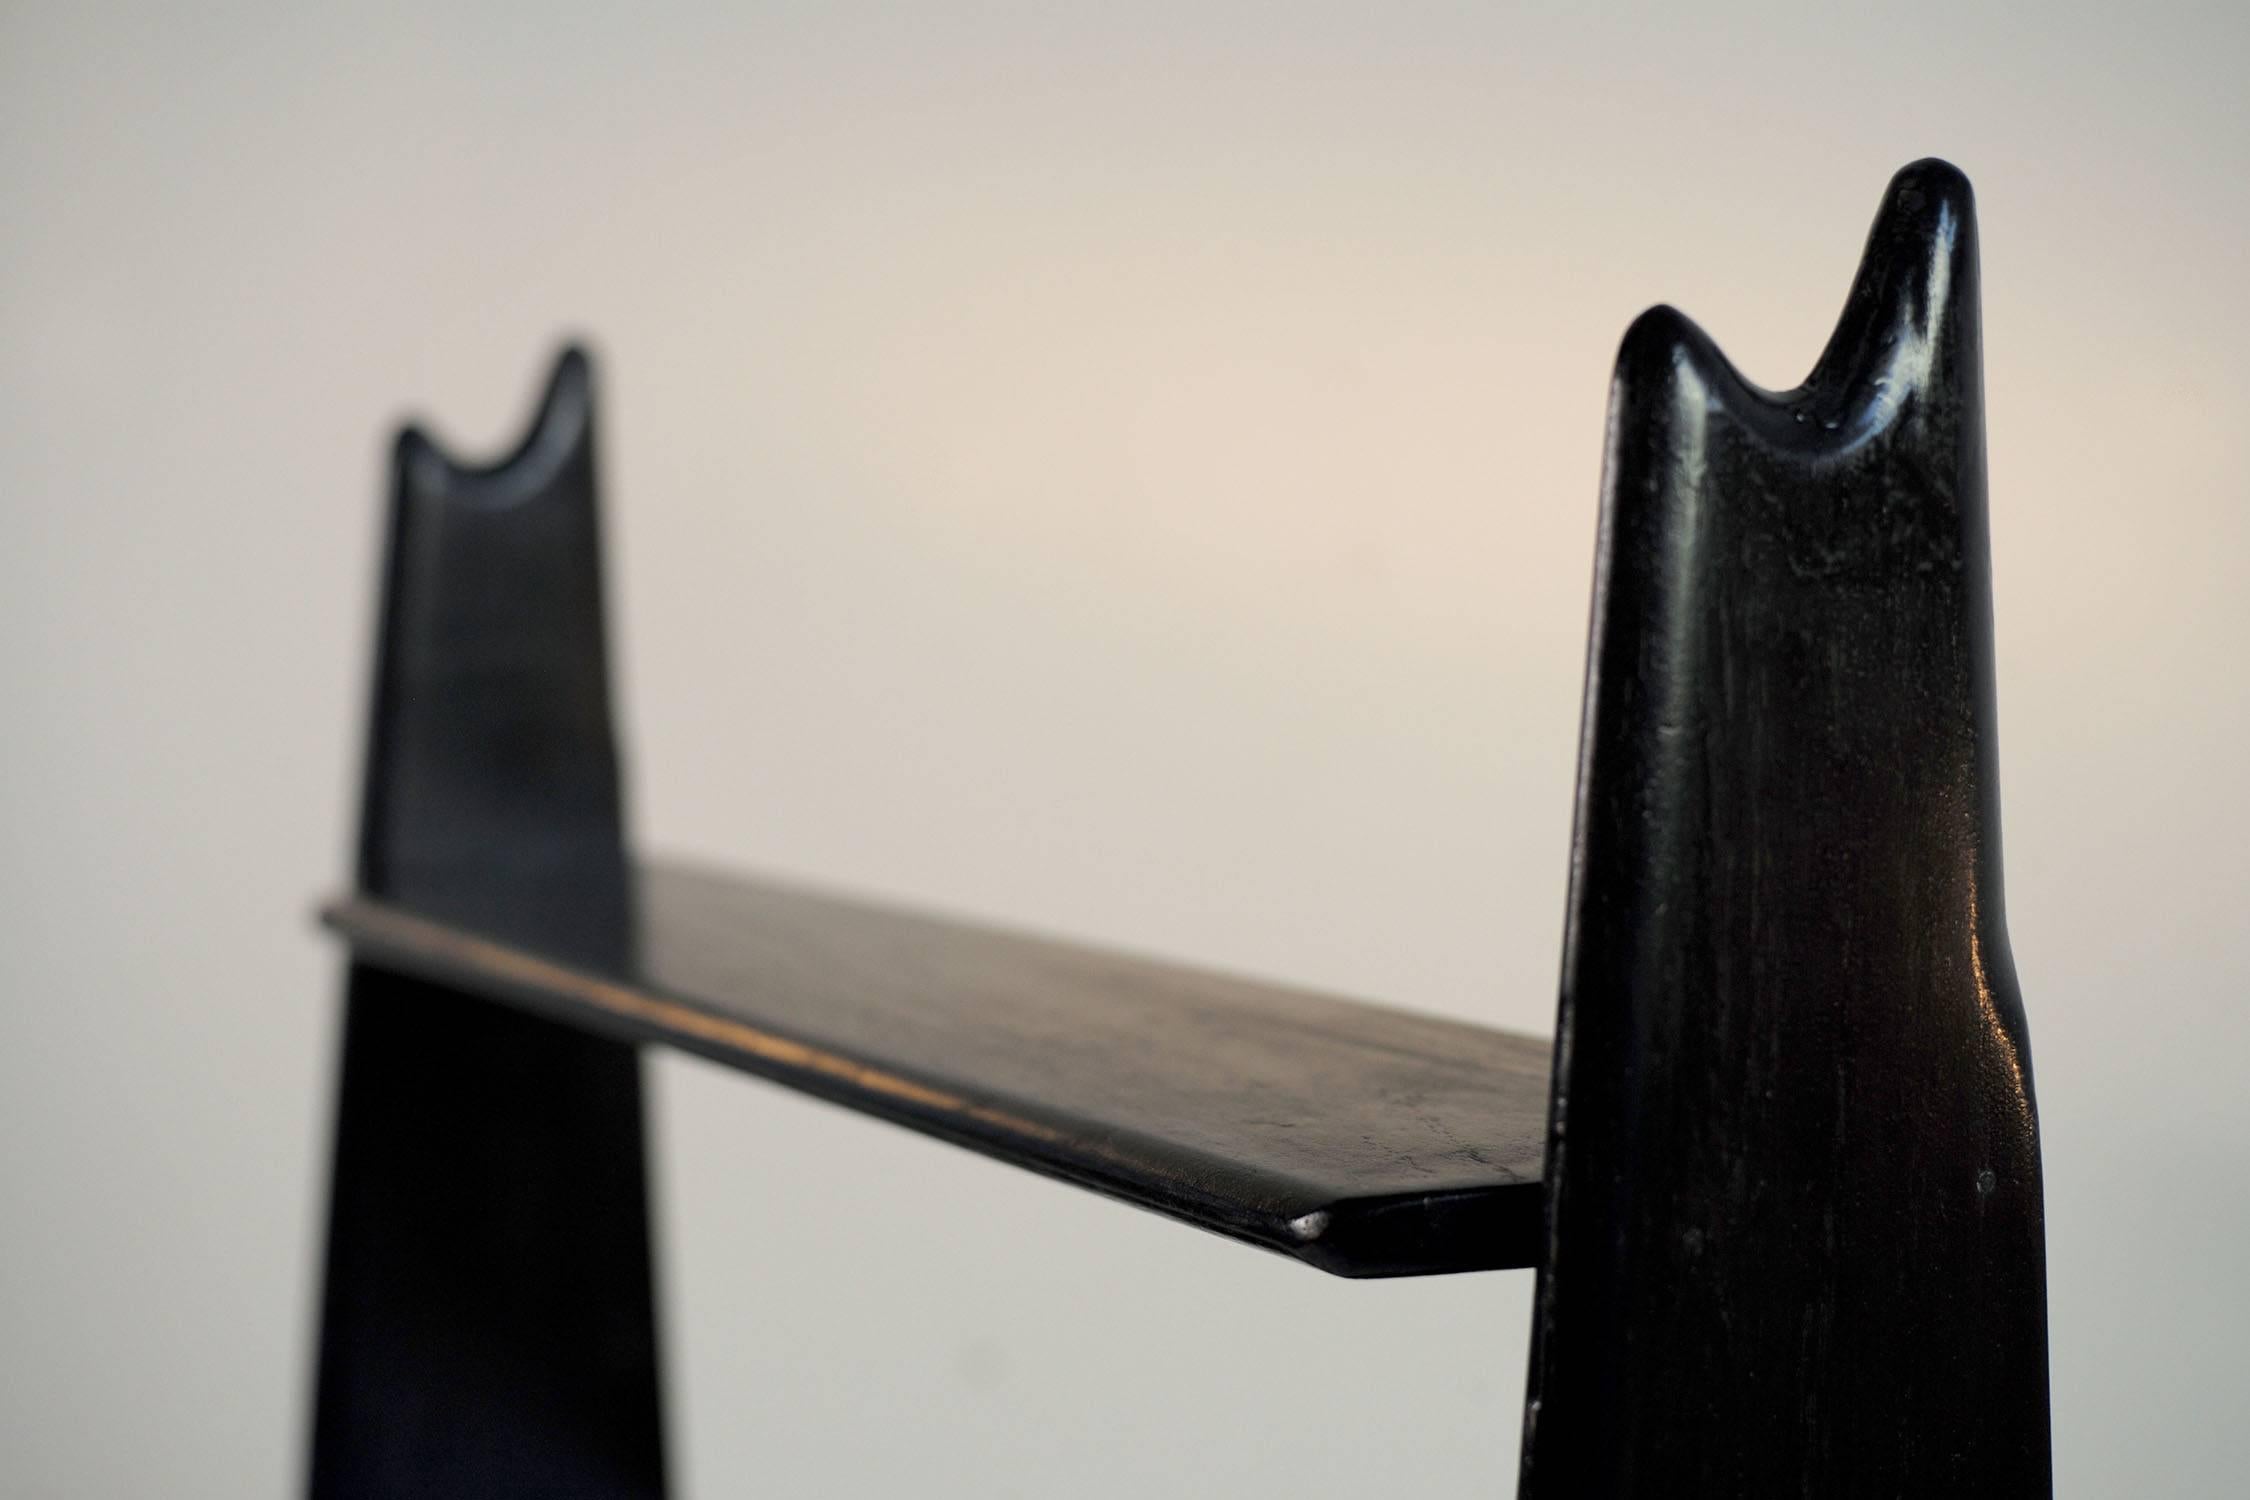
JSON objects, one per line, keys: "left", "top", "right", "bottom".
{"left": 308, "top": 159, "right": 2051, "bottom": 1497}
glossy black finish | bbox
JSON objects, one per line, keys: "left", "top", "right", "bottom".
{"left": 309, "top": 351, "right": 666, "bottom": 1498}
{"left": 326, "top": 860, "right": 1553, "bottom": 1277}
{"left": 1520, "top": 162, "right": 2050, "bottom": 1495}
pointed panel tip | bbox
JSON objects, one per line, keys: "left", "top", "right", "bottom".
{"left": 1613, "top": 303, "right": 1738, "bottom": 392}
{"left": 1887, "top": 157, "right": 1975, "bottom": 217}
{"left": 1604, "top": 303, "right": 1766, "bottom": 476}
{"left": 1806, "top": 159, "right": 1980, "bottom": 404}
{"left": 1859, "top": 157, "right": 1976, "bottom": 285}
{"left": 542, "top": 341, "right": 595, "bottom": 412}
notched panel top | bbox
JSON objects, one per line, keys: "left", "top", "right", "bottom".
{"left": 1524, "top": 161, "right": 2050, "bottom": 1498}
{"left": 356, "top": 347, "right": 629, "bottom": 964}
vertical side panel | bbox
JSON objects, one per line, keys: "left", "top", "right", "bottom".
{"left": 310, "top": 349, "right": 666, "bottom": 1498}
{"left": 1521, "top": 163, "right": 2050, "bottom": 1497}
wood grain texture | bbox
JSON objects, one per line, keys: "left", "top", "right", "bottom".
{"left": 326, "top": 859, "right": 1552, "bottom": 1278}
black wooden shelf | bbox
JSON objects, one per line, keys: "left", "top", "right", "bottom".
{"left": 326, "top": 860, "right": 1551, "bottom": 1278}
{"left": 309, "top": 161, "right": 2056, "bottom": 1496}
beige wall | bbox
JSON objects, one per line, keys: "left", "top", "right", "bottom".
{"left": 4, "top": 3, "right": 2246, "bottom": 1493}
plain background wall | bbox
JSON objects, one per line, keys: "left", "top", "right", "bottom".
{"left": 4, "top": 3, "right": 2247, "bottom": 1494}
